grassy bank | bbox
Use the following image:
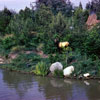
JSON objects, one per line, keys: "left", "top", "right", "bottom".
{"left": 0, "top": 50, "right": 100, "bottom": 79}
{"left": 0, "top": 2, "right": 100, "bottom": 79}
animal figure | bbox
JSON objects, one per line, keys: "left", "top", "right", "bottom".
{"left": 54, "top": 39, "right": 69, "bottom": 52}
{"left": 59, "top": 42, "right": 69, "bottom": 48}
{"left": 63, "top": 66, "right": 74, "bottom": 77}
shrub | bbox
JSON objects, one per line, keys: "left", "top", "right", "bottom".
{"left": 53, "top": 69, "right": 63, "bottom": 78}
{"left": 2, "top": 34, "right": 16, "bottom": 50}
{"left": 11, "top": 45, "right": 25, "bottom": 53}
{"left": 11, "top": 53, "right": 42, "bottom": 69}
{"left": 33, "top": 61, "right": 49, "bottom": 76}
{"left": 49, "top": 53, "right": 66, "bottom": 63}
{"left": 66, "top": 51, "right": 100, "bottom": 76}
{"left": 84, "top": 27, "right": 100, "bottom": 56}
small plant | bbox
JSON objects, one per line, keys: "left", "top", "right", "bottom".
{"left": 33, "top": 61, "right": 49, "bottom": 76}
{"left": 53, "top": 69, "right": 64, "bottom": 78}
{"left": 11, "top": 45, "right": 25, "bottom": 53}
{"left": 2, "top": 34, "right": 16, "bottom": 50}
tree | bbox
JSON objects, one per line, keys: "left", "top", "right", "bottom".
{"left": 6, "top": 15, "right": 35, "bottom": 46}
{"left": 86, "top": 0, "right": 100, "bottom": 18}
{"left": 0, "top": 8, "right": 13, "bottom": 35}
{"left": 86, "top": 2, "right": 91, "bottom": 10}
{"left": 79, "top": 2, "right": 83, "bottom": 9}
{"left": 34, "top": 5, "right": 54, "bottom": 33}
{"left": 19, "top": 7, "right": 34, "bottom": 20}
{"left": 74, "top": 8, "right": 89, "bottom": 30}
{"left": 36, "top": 0, "right": 73, "bottom": 16}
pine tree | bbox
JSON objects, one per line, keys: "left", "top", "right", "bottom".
{"left": 79, "top": 2, "right": 83, "bottom": 9}
{"left": 36, "top": 0, "right": 73, "bottom": 16}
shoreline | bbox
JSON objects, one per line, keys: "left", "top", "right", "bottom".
{"left": 1, "top": 65, "right": 100, "bottom": 80}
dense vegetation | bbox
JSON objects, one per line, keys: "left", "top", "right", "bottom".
{"left": 0, "top": 0, "right": 100, "bottom": 78}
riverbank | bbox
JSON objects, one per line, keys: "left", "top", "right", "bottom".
{"left": 1, "top": 63, "right": 100, "bottom": 80}
{"left": 0, "top": 49, "right": 100, "bottom": 80}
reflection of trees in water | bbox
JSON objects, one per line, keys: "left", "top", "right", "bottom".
{"left": 2, "top": 69, "right": 100, "bottom": 100}
{"left": 35, "top": 77, "right": 73, "bottom": 100}
{"left": 35, "top": 77, "right": 93, "bottom": 100}
{"left": 2, "top": 70, "right": 33, "bottom": 99}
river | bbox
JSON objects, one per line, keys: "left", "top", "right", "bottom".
{"left": 0, "top": 69, "right": 100, "bottom": 100}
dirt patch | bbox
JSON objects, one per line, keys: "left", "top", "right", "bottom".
{"left": 8, "top": 50, "right": 48, "bottom": 60}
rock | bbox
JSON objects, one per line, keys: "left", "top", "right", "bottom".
{"left": 50, "top": 62, "right": 63, "bottom": 73}
{"left": 83, "top": 73, "right": 90, "bottom": 78}
{"left": 63, "top": 66, "right": 74, "bottom": 77}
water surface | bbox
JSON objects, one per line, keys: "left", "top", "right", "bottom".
{"left": 0, "top": 69, "right": 100, "bottom": 100}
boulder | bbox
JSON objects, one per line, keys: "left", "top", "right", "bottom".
{"left": 50, "top": 62, "right": 63, "bottom": 73}
{"left": 63, "top": 66, "right": 74, "bottom": 77}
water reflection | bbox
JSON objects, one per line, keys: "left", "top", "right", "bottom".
{"left": 0, "top": 69, "right": 100, "bottom": 100}
{"left": 2, "top": 70, "right": 34, "bottom": 99}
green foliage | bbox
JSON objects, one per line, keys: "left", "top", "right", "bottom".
{"left": 53, "top": 69, "right": 63, "bottom": 78}
{"left": 34, "top": 4, "right": 53, "bottom": 33}
{"left": 36, "top": 0, "right": 73, "bottom": 16}
{"left": 66, "top": 51, "right": 99, "bottom": 76}
{"left": 11, "top": 45, "right": 25, "bottom": 53}
{"left": 19, "top": 7, "right": 34, "bottom": 20}
{"left": 11, "top": 53, "right": 42, "bottom": 68}
{"left": 6, "top": 15, "right": 35, "bottom": 46}
{"left": 1, "top": 3, "right": 100, "bottom": 78}
{"left": 33, "top": 61, "right": 49, "bottom": 76}
{"left": 0, "top": 8, "right": 13, "bottom": 35}
{"left": 2, "top": 34, "right": 16, "bottom": 50}
{"left": 42, "top": 12, "right": 67, "bottom": 54}
{"left": 74, "top": 8, "right": 89, "bottom": 30}
{"left": 49, "top": 12, "right": 67, "bottom": 38}
{"left": 65, "top": 30, "right": 88, "bottom": 53}
{"left": 84, "top": 26, "right": 100, "bottom": 56}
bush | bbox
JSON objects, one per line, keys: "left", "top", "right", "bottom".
{"left": 6, "top": 15, "right": 35, "bottom": 46}
{"left": 48, "top": 53, "right": 66, "bottom": 64}
{"left": 84, "top": 27, "right": 100, "bottom": 56}
{"left": 33, "top": 61, "right": 49, "bottom": 76}
{"left": 2, "top": 34, "right": 16, "bottom": 50}
{"left": 11, "top": 53, "right": 42, "bottom": 69}
{"left": 11, "top": 45, "right": 25, "bottom": 53}
{"left": 66, "top": 51, "right": 100, "bottom": 76}
{"left": 53, "top": 69, "right": 63, "bottom": 78}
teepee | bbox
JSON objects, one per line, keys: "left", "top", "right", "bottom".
{"left": 86, "top": 12, "right": 100, "bottom": 29}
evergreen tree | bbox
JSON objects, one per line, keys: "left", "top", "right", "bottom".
{"left": 49, "top": 12, "right": 67, "bottom": 40}
{"left": 79, "top": 2, "right": 83, "bottom": 9}
{"left": 86, "top": 0, "right": 100, "bottom": 18}
{"left": 74, "top": 8, "right": 89, "bottom": 30}
{"left": 86, "top": 2, "right": 91, "bottom": 10}
{"left": 0, "top": 8, "right": 13, "bottom": 35}
{"left": 34, "top": 4, "right": 53, "bottom": 33}
{"left": 36, "top": 0, "right": 73, "bottom": 16}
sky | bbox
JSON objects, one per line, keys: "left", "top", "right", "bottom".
{"left": 0, "top": 0, "right": 91, "bottom": 12}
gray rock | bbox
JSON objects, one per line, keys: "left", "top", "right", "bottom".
{"left": 50, "top": 62, "right": 63, "bottom": 73}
